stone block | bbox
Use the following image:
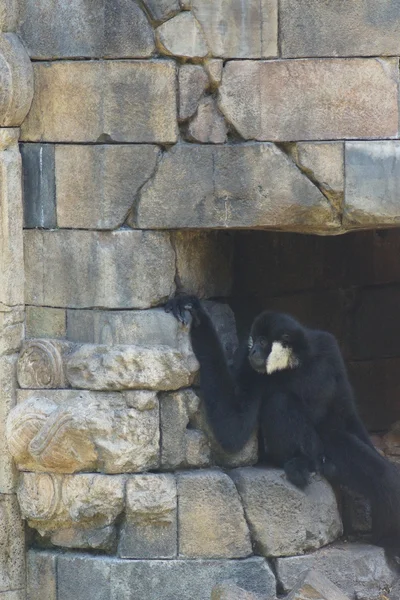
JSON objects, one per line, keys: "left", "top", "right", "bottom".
{"left": 27, "top": 550, "right": 57, "bottom": 600}
{"left": 280, "top": 0, "right": 400, "bottom": 58}
{"left": 188, "top": 97, "right": 228, "bottom": 143}
{"left": 24, "top": 230, "right": 176, "bottom": 308}
{"left": 134, "top": 143, "right": 339, "bottom": 233}
{"left": 275, "top": 543, "right": 397, "bottom": 600}
{"left": 0, "top": 34, "right": 33, "bottom": 126}
{"left": 18, "top": 0, "right": 155, "bottom": 59}
{"left": 0, "top": 495, "right": 25, "bottom": 592}
{"left": 26, "top": 307, "right": 66, "bottom": 339}
{"left": 0, "top": 592, "right": 26, "bottom": 600}
{"left": 289, "top": 143, "right": 344, "bottom": 198}
{"left": 205, "top": 59, "right": 223, "bottom": 88}
{"left": 0, "top": 307, "right": 24, "bottom": 357}
{"left": 0, "top": 355, "right": 18, "bottom": 493}
{"left": 287, "top": 569, "right": 351, "bottom": 600}
{"left": 344, "top": 141, "right": 400, "bottom": 229}
{"left": 21, "top": 61, "right": 178, "bottom": 143}
{"left": 143, "top": 0, "right": 180, "bottom": 23}
{"left": 18, "top": 472, "right": 125, "bottom": 550}
{"left": 177, "top": 470, "right": 252, "bottom": 558}
{"left": 20, "top": 144, "right": 56, "bottom": 229}
{"left": 118, "top": 474, "right": 177, "bottom": 558}
{"left": 192, "top": 0, "right": 278, "bottom": 58}
{"left": 219, "top": 59, "right": 399, "bottom": 142}
{"left": 230, "top": 468, "right": 342, "bottom": 557}
{"left": 7, "top": 390, "right": 159, "bottom": 473}
{"left": 211, "top": 584, "right": 263, "bottom": 600}
{"left": 156, "top": 12, "right": 208, "bottom": 58}
{"left": 178, "top": 64, "right": 209, "bottom": 121}
{"left": 55, "top": 144, "right": 160, "bottom": 229}
{"left": 0, "top": 0, "right": 18, "bottom": 31}
{"left": 58, "top": 554, "right": 112, "bottom": 600}
{"left": 17, "top": 339, "right": 69, "bottom": 389}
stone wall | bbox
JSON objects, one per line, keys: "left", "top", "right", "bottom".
{"left": 1, "top": 1, "right": 400, "bottom": 599}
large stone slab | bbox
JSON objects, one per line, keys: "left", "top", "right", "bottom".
{"left": 191, "top": 0, "right": 278, "bottom": 58}
{"left": 55, "top": 145, "right": 160, "bottom": 229}
{"left": 0, "top": 495, "right": 25, "bottom": 593}
{"left": 280, "top": 0, "right": 400, "bottom": 58}
{"left": 18, "top": 0, "right": 155, "bottom": 59}
{"left": 24, "top": 230, "right": 176, "bottom": 308}
{"left": 57, "top": 554, "right": 276, "bottom": 600}
{"left": 344, "top": 141, "right": 400, "bottom": 229}
{"left": 230, "top": 468, "right": 342, "bottom": 557}
{"left": 133, "top": 143, "right": 340, "bottom": 233}
{"left": 275, "top": 543, "right": 397, "bottom": 600}
{"left": 0, "top": 34, "right": 33, "bottom": 126}
{"left": 219, "top": 59, "right": 399, "bottom": 141}
{"left": 177, "top": 470, "right": 252, "bottom": 558}
{"left": 21, "top": 144, "right": 56, "bottom": 229}
{"left": 26, "top": 307, "right": 66, "bottom": 339}
{"left": 27, "top": 550, "right": 57, "bottom": 600}
{"left": 21, "top": 61, "right": 178, "bottom": 143}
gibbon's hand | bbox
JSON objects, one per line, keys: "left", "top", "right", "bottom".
{"left": 165, "top": 295, "right": 201, "bottom": 326}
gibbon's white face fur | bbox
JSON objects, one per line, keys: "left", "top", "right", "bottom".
{"left": 266, "top": 341, "right": 299, "bottom": 374}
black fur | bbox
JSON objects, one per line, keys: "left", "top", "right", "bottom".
{"left": 166, "top": 295, "right": 400, "bottom": 546}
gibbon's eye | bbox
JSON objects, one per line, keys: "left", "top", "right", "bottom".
{"left": 259, "top": 336, "right": 268, "bottom": 348}
{"left": 248, "top": 336, "right": 253, "bottom": 349}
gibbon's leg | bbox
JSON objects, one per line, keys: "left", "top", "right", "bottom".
{"left": 166, "top": 296, "right": 261, "bottom": 453}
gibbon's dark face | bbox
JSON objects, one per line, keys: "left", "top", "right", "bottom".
{"left": 248, "top": 311, "right": 308, "bottom": 374}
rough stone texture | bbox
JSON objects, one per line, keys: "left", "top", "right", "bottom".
{"left": 0, "top": 0, "right": 18, "bottom": 31}
{"left": 177, "top": 470, "right": 252, "bottom": 558}
{"left": 143, "top": 0, "right": 180, "bottom": 22}
{"left": 219, "top": 59, "right": 399, "bottom": 142}
{"left": 118, "top": 474, "right": 177, "bottom": 558}
{"left": 205, "top": 59, "right": 223, "bottom": 88}
{"left": 7, "top": 390, "right": 159, "bottom": 473}
{"left": 26, "top": 307, "right": 66, "bottom": 339}
{"left": 188, "top": 97, "right": 228, "bottom": 144}
{"left": 55, "top": 144, "right": 160, "bottom": 229}
{"left": 16, "top": 339, "right": 69, "bottom": 389}
{"left": 178, "top": 64, "right": 209, "bottom": 121}
{"left": 0, "top": 356, "right": 19, "bottom": 493}
{"left": 0, "top": 34, "right": 33, "bottom": 126}
{"left": 18, "top": 0, "right": 155, "bottom": 59}
{"left": 230, "top": 468, "right": 342, "bottom": 557}
{"left": 0, "top": 308, "right": 24, "bottom": 357}
{"left": 0, "top": 495, "right": 25, "bottom": 592}
{"left": 289, "top": 143, "right": 344, "bottom": 198}
{"left": 66, "top": 343, "right": 198, "bottom": 391}
{"left": 173, "top": 231, "right": 233, "bottom": 298}
{"left": 24, "top": 230, "right": 176, "bottom": 308}
{"left": 21, "top": 144, "right": 56, "bottom": 229}
{"left": 276, "top": 544, "right": 397, "bottom": 600}
{"left": 211, "top": 583, "right": 263, "bottom": 600}
{"left": 192, "top": 0, "right": 278, "bottom": 58}
{"left": 287, "top": 569, "right": 351, "bottom": 600}
{"left": 27, "top": 550, "right": 56, "bottom": 600}
{"left": 156, "top": 12, "right": 208, "bottom": 58}
{"left": 57, "top": 554, "right": 276, "bottom": 600}
{"left": 0, "top": 592, "right": 26, "bottom": 600}
{"left": 280, "top": 0, "right": 400, "bottom": 58}
{"left": 133, "top": 143, "right": 340, "bottom": 233}
{"left": 344, "top": 142, "right": 400, "bottom": 229}
{"left": 21, "top": 61, "right": 178, "bottom": 143}
{"left": 18, "top": 472, "right": 125, "bottom": 550}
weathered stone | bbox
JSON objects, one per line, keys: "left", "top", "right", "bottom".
{"left": 192, "top": 0, "right": 278, "bottom": 58}
{"left": 287, "top": 569, "right": 351, "bottom": 600}
{"left": 26, "top": 307, "right": 66, "bottom": 339}
{"left": 0, "top": 34, "right": 33, "bottom": 126}
{"left": 18, "top": 0, "right": 155, "bottom": 59}
{"left": 157, "top": 12, "right": 208, "bottom": 58}
{"left": 0, "top": 495, "right": 25, "bottom": 592}
{"left": 160, "top": 389, "right": 211, "bottom": 470}
{"left": 27, "top": 550, "right": 57, "bottom": 600}
{"left": 0, "top": 356, "right": 19, "bottom": 493}
{"left": 173, "top": 231, "right": 233, "bottom": 297}
{"left": 66, "top": 343, "right": 198, "bottom": 391}
{"left": 133, "top": 143, "right": 340, "bottom": 233}
{"left": 230, "top": 468, "right": 342, "bottom": 557}
{"left": 219, "top": 59, "right": 399, "bottom": 142}
{"left": 0, "top": 307, "right": 24, "bottom": 356}
{"left": 143, "top": 0, "right": 180, "bottom": 22}
{"left": 188, "top": 97, "right": 228, "bottom": 143}
{"left": 177, "top": 470, "right": 252, "bottom": 558}
{"left": 21, "top": 61, "right": 178, "bottom": 143}
{"left": 0, "top": 0, "right": 18, "bottom": 31}
{"left": 18, "top": 473, "right": 125, "bottom": 550}
{"left": 205, "top": 59, "right": 223, "bottom": 87}
{"left": 276, "top": 544, "right": 397, "bottom": 600}
{"left": 0, "top": 592, "right": 26, "bottom": 600}
{"left": 51, "top": 525, "right": 116, "bottom": 552}
{"left": 20, "top": 144, "right": 56, "bottom": 229}
{"left": 0, "top": 130, "right": 24, "bottom": 306}
{"left": 17, "top": 339, "right": 68, "bottom": 389}
{"left": 290, "top": 143, "right": 344, "bottom": 198}
{"left": 344, "top": 141, "right": 400, "bottom": 229}
{"left": 211, "top": 583, "right": 263, "bottom": 600}
{"left": 280, "top": 0, "right": 400, "bottom": 58}
{"left": 57, "top": 554, "right": 276, "bottom": 600}
{"left": 8, "top": 390, "right": 159, "bottom": 473}
{"left": 55, "top": 144, "right": 160, "bottom": 229}
{"left": 119, "top": 474, "right": 177, "bottom": 558}
{"left": 24, "top": 230, "right": 176, "bottom": 308}
{"left": 178, "top": 64, "right": 209, "bottom": 121}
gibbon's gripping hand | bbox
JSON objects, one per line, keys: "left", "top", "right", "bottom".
{"left": 165, "top": 295, "right": 202, "bottom": 326}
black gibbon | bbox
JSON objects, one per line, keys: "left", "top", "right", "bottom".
{"left": 166, "top": 295, "right": 400, "bottom": 547}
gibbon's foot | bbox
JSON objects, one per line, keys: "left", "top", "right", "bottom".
{"left": 165, "top": 295, "right": 201, "bottom": 326}
{"left": 284, "top": 457, "right": 312, "bottom": 489}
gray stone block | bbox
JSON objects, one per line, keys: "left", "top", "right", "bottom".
{"left": 0, "top": 495, "right": 25, "bottom": 593}
{"left": 58, "top": 554, "right": 111, "bottom": 600}
{"left": 287, "top": 569, "right": 351, "bottom": 600}
{"left": 27, "top": 550, "right": 56, "bottom": 600}
{"left": 21, "top": 144, "right": 56, "bottom": 229}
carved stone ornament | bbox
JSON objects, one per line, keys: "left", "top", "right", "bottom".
{"left": 17, "top": 340, "right": 66, "bottom": 389}
{"left": 0, "top": 33, "right": 33, "bottom": 125}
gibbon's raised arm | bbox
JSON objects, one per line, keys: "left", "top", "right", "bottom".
{"left": 166, "top": 296, "right": 261, "bottom": 453}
